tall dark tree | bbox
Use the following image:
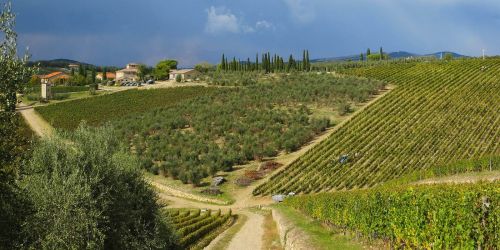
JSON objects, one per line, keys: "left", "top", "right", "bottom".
{"left": 255, "top": 53, "right": 259, "bottom": 71}
{"left": 379, "top": 47, "right": 383, "bottom": 60}
{"left": 287, "top": 54, "right": 295, "bottom": 72}
{"left": 78, "top": 64, "right": 85, "bottom": 76}
{"left": 91, "top": 68, "right": 96, "bottom": 83}
{"left": 220, "top": 54, "right": 226, "bottom": 71}
{"left": 360, "top": 53, "right": 364, "bottom": 61}
{"left": 102, "top": 67, "right": 107, "bottom": 80}
{"left": 367, "top": 48, "right": 371, "bottom": 56}
{"left": 302, "top": 50, "right": 306, "bottom": 71}
{"left": 304, "top": 50, "right": 308, "bottom": 71}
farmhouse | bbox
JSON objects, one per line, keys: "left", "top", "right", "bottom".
{"left": 169, "top": 69, "right": 200, "bottom": 81}
{"left": 116, "top": 63, "right": 139, "bottom": 81}
{"left": 68, "top": 64, "right": 79, "bottom": 71}
{"left": 96, "top": 72, "right": 116, "bottom": 81}
{"left": 41, "top": 71, "right": 70, "bottom": 85}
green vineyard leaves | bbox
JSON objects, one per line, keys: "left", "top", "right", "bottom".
{"left": 164, "top": 209, "right": 234, "bottom": 249}
{"left": 255, "top": 59, "right": 500, "bottom": 195}
{"left": 284, "top": 182, "right": 500, "bottom": 249}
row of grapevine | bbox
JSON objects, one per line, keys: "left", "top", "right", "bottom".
{"left": 283, "top": 181, "right": 500, "bottom": 249}
{"left": 255, "top": 58, "right": 500, "bottom": 195}
{"left": 164, "top": 209, "right": 234, "bottom": 249}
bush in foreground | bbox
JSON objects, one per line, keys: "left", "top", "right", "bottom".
{"left": 21, "top": 125, "right": 176, "bottom": 249}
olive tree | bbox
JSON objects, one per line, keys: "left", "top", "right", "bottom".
{"left": 0, "top": 2, "right": 35, "bottom": 248}
{"left": 22, "top": 125, "right": 176, "bottom": 249}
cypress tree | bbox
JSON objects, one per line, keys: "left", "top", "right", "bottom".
{"left": 379, "top": 47, "right": 383, "bottom": 61}
{"left": 103, "top": 67, "right": 107, "bottom": 80}
{"left": 221, "top": 54, "right": 226, "bottom": 71}
{"left": 91, "top": 68, "right": 96, "bottom": 83}
{"left": 262, "top": 54, "right": 266, "bottom": 72}
{"left": 360, "top": 53, "right": 364, "bottom": 61}
{"left": 256, "top": 53, "right": 259, "bottom": 71}
{"left": 367, "top": 48, "right": 371, "bottom": 56}
{"left": 287, "top": 54, "right": 294, "bottom": 72}
{"left": 78, "top": 64, "right": 84, "bottom": 76}
{"left": 302, "top": 50, "right": 306, "bottom": 71}
{"left": 306, "top": 50, "right": 311, "bottom": 71}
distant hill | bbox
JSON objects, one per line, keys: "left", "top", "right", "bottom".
{"left": 27, "top": 59, "right": 94, "bottom": 69}
{"left": 28, "top": 59, "right": 119, "bottom": 75}
{"left": 424, "top": 51, "right": 466, "bottom": 59}
{"left": 312, "top": 51, "right": 467, "bottom": 62}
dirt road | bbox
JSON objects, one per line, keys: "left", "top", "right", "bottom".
{"left": 225, "top": 210, "right": 264, "bottom": 250}
{"left": 17, "top": 103, "right": 53, "bottom": 137}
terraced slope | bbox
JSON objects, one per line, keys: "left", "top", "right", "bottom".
{"left": 164, "top": 209, "right": 234, "bottom": 249}
{"left": 255, "top": 59, "right": 500, "bottom": 195}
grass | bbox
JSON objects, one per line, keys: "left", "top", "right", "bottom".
{"left": 146, "top": 172, "right": 235, "bottom": 205}
{"left": 262, "top": 211, "right": 283, "bottom": 250}
{"left": 274, "top": 205, "right": 365, "bottom": 250}
{"left": 208, "top": 214, "right": 248, "bottom": 250}
{"left": 35, "top": 86, "right": 213, "bottom": 130}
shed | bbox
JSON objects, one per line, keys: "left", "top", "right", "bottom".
{"left": 169, "top": 69, "right": 201, "bottom": 81}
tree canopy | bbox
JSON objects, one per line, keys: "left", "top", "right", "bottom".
{"left": 154, "top": 59, "right": 178, "bottom": 80}
{"left": 22, "top": 125, "right": 176, "bottom": 249}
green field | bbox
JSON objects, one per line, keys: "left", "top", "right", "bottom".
{"left": 255, "top": 59, "right": 500, "bottom": 195}
{"left": 284, "top": 181, "right": 500, "bottom": 249}
{"left": 164, "top": 209, "right": 234, "bottom": 249}
{"left": 35, "top": 87, "right": 212, "bottom": 130}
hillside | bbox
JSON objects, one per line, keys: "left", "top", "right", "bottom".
{"left": 254, "top": 58, "right": 500, "bottom": 195}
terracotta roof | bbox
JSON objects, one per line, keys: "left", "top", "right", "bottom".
{"left": 97, "top": 72, "right": 116, "bottom": 78}
{"left": 42, "top": 72, "right": 66, "bottom": 79}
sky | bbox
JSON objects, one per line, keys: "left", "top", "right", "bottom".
{"left": 10, "top": 0, "right": 500, "bottom": 67}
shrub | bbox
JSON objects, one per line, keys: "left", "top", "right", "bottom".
{"left": 175, "top": 74, "right": 182, "bottom": 83}
{"left": 22, "top": 125, "right": 176, "bottom": 249}
{"left": 52, "top": 93, "right": 70, "bottom": 100}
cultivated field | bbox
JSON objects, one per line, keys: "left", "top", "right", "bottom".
{"left": 164, "top": 209, "right": 234, "bottom": 249}
{"left": 35, "top": 87, "right": 211, "bottom": 130}
{"left": 255, "top": 59, "right": 500, "bottom": 195}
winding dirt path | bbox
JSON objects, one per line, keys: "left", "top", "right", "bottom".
{"left": 225, "top": 210, "right": 264, "bottom": 250}
{"left": 17, "top": 103, "right": 53, "bottom": 137}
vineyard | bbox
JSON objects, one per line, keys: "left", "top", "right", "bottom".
{"left": 35, "top": 87, "right": 211, "bottom": 130}
{"left": 255, "top": 58, "right": 500, "bottom": 195}
{"left": 283, "top": 182, "right": 500, "bottom": 249}
{"left": 164, "top": 209, "right": 234, "bottom": 249}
